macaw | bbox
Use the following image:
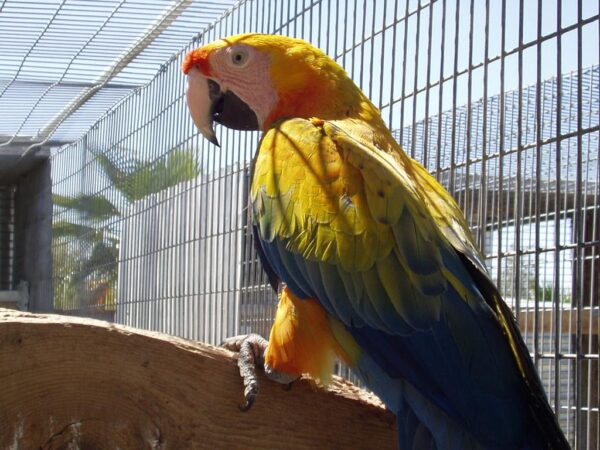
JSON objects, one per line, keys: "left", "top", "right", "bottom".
{"left": 182, "top": 34, "right": 570, "bottom": 450}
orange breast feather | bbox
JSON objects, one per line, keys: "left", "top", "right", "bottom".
{"left": 265, "top": 287, "right": 356, "bottom": 384}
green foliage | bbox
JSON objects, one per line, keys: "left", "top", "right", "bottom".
{"left": 537, "top": 284, "right": 555, "bottom": 302}
{"left": 53, "top": 194, "right": 119, "bottom": 221}
{"left": 53, "top": 148, "right": 200, "bottom": 313}
{"left": 534, "top": 284, "right": 572, "bottom": 304}
{"left": 52, "top": 221, "right": 101, "bottom": 242}
{"left": 97, "top": 149, "right": 200, "bottom": 202}
{"left": 74, "top": 241, "right": 119, "bottom": 283}
{"left": 52, "top": 241, "right": 81, "bottom": 311}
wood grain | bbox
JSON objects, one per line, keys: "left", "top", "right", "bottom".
{"left": 0, "top": 309, "right": 396, "bottom": 449}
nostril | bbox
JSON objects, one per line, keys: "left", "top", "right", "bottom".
{"left": 182, "top": 48, "right": 212, "bottom": 75}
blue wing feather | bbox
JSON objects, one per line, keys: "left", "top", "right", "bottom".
{"left": 251, "top": 117, "right": 569, "bottom": 449}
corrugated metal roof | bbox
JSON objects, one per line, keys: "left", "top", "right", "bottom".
{"left": 0, "top": 0, "right": 237, "bottom": 149}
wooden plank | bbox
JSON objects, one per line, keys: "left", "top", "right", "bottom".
{"left": 0, "top": 309, "right": 396, "bottom": 450}
{"left": 517, "top": 308, "right": 598, "bottom": 335}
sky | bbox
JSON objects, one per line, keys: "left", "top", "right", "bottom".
{"left": 47, "top": 0, "right": 598, "bottom": 300}
{"left": 341, "top": 0, "right": 600, "bottom": 127}
{"left": 50, "top": 0, "right": 599, "bottom": 191}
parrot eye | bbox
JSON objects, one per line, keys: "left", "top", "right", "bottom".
{"left": 229, "top": 48, "right": 249, "bottom": 67}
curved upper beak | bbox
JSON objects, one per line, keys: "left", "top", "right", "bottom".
{"left": 186, "top": 67, "right": 220, "bottom": 147}
{"left": 185, "top": 66, "right": 260, "bottom": 147}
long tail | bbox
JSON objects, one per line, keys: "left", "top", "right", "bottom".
{"left": 459, "top": 252, "right": 571, "bottom": 450}
{"left": 397, "top": 400, "right": 436, "bottom": 450}
{"left": 395, "top": 382, "right": 485, "bottom": 450}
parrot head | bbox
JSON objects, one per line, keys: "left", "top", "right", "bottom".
{"left": 182, "top": 33, "right": 378, "bottom": 145}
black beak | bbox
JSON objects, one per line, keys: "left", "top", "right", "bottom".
{"left": 210, "top": 79, "right": 260, "bottom": 132}
{"left": 186, "top": 67, "right": 259, "bottom": 147}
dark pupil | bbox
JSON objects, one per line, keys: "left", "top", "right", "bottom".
{"left": 235, "top": 53, "right": 242, "bottom": 62}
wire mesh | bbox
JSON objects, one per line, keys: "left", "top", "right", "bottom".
{"left": 0, "top": 0, "right": 239, "bottom": 144}
{"left": 43, "top": 0, "right": 599, "bottom": 447}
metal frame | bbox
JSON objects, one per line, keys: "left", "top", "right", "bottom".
{"left": 0, "top": 0, "right": 238, "bottom": 146}
{"left": 12, "top": 0, "right": 599, "bottom": 447}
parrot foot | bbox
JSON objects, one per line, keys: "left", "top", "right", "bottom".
{"left": 222, "top": 334, "right": 298, "bottom": 411}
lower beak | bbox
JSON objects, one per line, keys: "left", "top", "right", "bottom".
{"left": 186, "top": 67, "right": 260, "bottom": 147}
{"left": 186, "top": 67, "right": 220, "bottom": 147}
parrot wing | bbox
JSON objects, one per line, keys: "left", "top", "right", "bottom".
{"left": 251, "top": 116, "right": 568, "bottom": 449}
{"left": 327, "top": 118, "right": 568, "bottom": 448}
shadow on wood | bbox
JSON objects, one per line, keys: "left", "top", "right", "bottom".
{"left": 0, "top": 309, "right": 396, "bottom": 449}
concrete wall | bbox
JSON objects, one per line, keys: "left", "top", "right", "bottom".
{"left": 13, "top": 158, "right": 53, "bottom": 312}
{"left": 0, "top": 186, "right": 15, "bottom": 290}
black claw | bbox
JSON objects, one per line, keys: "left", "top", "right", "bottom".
{"left": 239, "top": 396, "right": 255, "bottom": 412}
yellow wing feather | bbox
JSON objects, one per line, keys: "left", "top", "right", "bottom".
{"left": 252, "top": 118, "right": 396, "bottom": 272}
{"left": 252, "top": 116, "right": 449, "bottom": 334}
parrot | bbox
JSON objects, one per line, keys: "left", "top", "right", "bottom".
{"left": 182, "top": 33, "right": 570, "bottom": 450}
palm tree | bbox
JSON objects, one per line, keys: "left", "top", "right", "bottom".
{"left": 52, "top": 148, "right": 200, "bottom": 316}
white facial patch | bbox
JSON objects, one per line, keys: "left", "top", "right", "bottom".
{"left": 216, "top": 49, "right": 279, "bottom": 129}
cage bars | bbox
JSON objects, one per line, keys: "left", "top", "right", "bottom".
{"left": 36, "top": 1, "right": 600, "bottom": 447}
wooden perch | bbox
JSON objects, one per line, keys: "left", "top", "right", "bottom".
{"left": 0, "top": 309, "right": 396, "bottom": 449}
